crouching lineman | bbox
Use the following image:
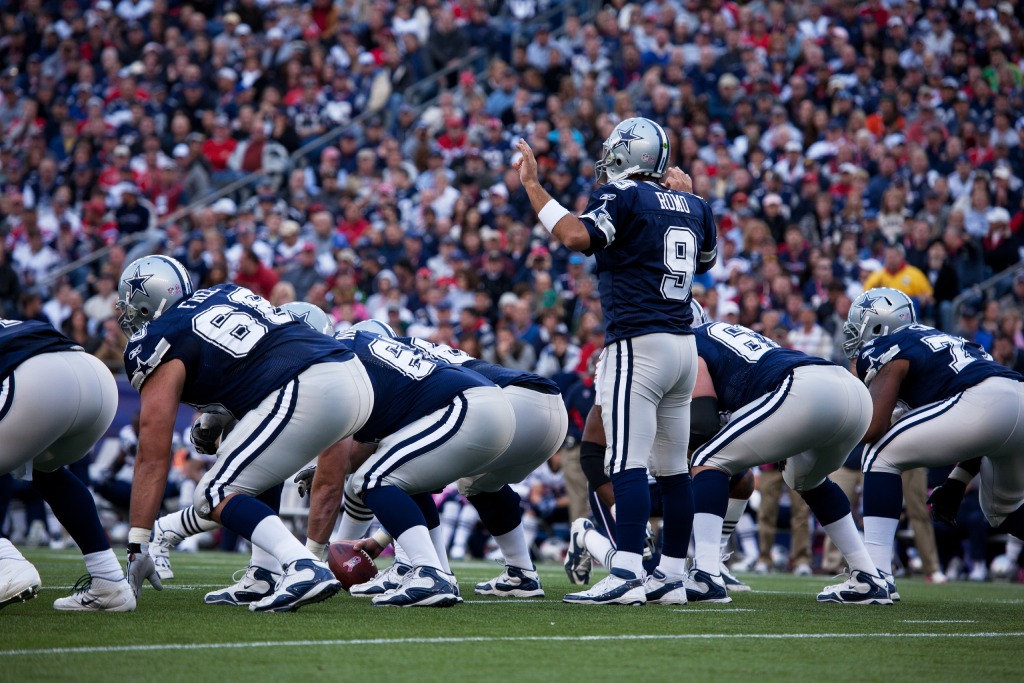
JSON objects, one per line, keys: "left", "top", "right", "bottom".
{"left": 0, "top": 317, "right": 127, "bottom": 611}
{"left": 685, "top": 311, "right": 890, "bottom": 604}
{"left": 118, "top": 256, "right": 379, "bottom": 612}
{"left": 845, "top": 287, "right": 1024, "bottom": 599}
{"left": 142, "top": 304, "right": 516, "bottom": 609}
{"left": 323, "top": 319, "right": 567, "bottom": 599}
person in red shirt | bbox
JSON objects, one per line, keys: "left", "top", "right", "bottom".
{"left": 233, "top": 247, "right": 279, "bottom": 298}
{"left": 202, "top": 115, "right": 238, "bottom": 180}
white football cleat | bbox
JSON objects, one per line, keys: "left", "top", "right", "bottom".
{"left": 205, "top": 565, "right": 280, "bottom": 606}
{"left": 150, "top": 519, "right": 186, "bottom": 581}
{"left": 685, "top": 568, "right": 733, "bottom": 603}
{"left": 250, "top": 559, "right": 341, "bottom": 613}
{"left": 643, "top": 570, "right": 687, "bottom": 605}
{"left": 816, "top": 570, "right": 892, "bottom": 605}
{"left": 564, "top": 518, "right": 594, "bottom": 585}
{"left": 371, "top": 566, "right": 461, "bottom": 607}
{"left": 53, "top": 575, "right": 136, "bottom": 612}
{"left": 720, "top": 562, "right": 751, "bottom": 592}
{"left": 350, "top": 562, "right": 412, "bottom": 597}
{"left": 879, "top": 570, "right": 901, "bottom": 601}
{"left": 0, "top": 539, "right": 41, "bottom": 610}
{"left": 563, "top": 568, "right": 646, "bottom": 606}
{"left": 474, "top": 565, "right": 544, "bottom": 598}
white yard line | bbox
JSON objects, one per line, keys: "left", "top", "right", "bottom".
{"left": 902, "top": 620, "right": 978, "bottom": 624}
{"left": 3, "top": 632, "right": 1023, "bottom": 657}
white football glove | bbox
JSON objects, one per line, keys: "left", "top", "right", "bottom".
{"left": 190, "top": 417, "right": 222, "bottom": 455}
{"left": 127, "top": 543, "right": 163, "bottom": 599}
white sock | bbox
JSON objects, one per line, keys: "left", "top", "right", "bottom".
{"left": 83, "top": 549, "right": 124, "bottom": 582}
{"left": 250, "top": 516, "right": 315, "bottom": 567}
{"left": 721, "top": 498, "right": 748, "bottom": 555}
{"left": 451, "top": 505, "right": 478, "bottom": 557}
{"left": 493, "top": 523, "right": 533, "bottom": 570}
{"left": 333, "top": 512, "right": 373, "bottom": 542}
{"left": 522, "top": 512, "right": 539, "bottom": 549}
{"left": 823, "top": 514, "right": 874, "bottom": 575}
{"left": 396, "top": 526, "right": 442, "bottom": 570}
{"left": 250, "top": 542, "right": 283, "bottom": 573}
{"left": 736, "top": 514, "right": 759, "bottom": 559}
{"left": 693, "top": 511, "right": 725, "bottom": 573}
{"left": 611, "top": 550, "right": 643, "bottom": 577}
{"left": 159, "top": 506, "right": 219, "bottom": 541}
{"left": 863, "top": 516, "right": 900, "bottom": 574}
{"left": 583, "top": 527, "right": 615, "bottom": 568}
{"left": 656, "top": 554, "right": 688, "bottom": 579}
{"left": 394, "top": 542, "right": 411, "bottom": 566}
{"left": 439, "top": 501, "right": 460, "bottom": 548}
{"left": 429, "top": 525, "right": 452, "bottom": 574}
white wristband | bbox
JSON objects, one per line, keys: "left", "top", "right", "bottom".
{"left": 949, "top": 466, "right": 974, "bottom": 485}
{"left": 128, "top": 527, "right": 153, "bottom": 544}
{"left": 372, "top": 528, "right": 393, "bottom": 548}
{"left": 538, "top": 199, "right": 570, "bottom": 233}
{"left": 305, "top": 539, "right": 327, "bottom": 560}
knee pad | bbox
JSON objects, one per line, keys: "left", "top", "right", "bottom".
{"left": 579, "top": 440, "right": 610, "bottom": 489}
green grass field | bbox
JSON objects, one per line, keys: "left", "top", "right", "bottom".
{"left": 2, "top": 549, "right": 1023, "bottom": 683}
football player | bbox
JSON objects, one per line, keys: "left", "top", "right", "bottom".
{"left": 685, "top": 315, "right": 890, "bottom": 604}
{"left": 304, "top": 319, "right": 567, "bottom": 601}
{"left": 515, "top": 119, "right": 717, "bottom": 605}
{"left": 118, "top": 255, "right": 374, "bottom": 612}
{"left": 845, "top": 287, "right": 1024, "bottom": 598}
{"left": 0, "top": 316, "right": 128, "bottom": 611}
{"left": 142, "top": 305, "right": 517, "bottom": 608}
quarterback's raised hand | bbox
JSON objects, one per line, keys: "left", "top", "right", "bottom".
{"left": 127, "top": 543, "right": 164, "bottom": 599}
{"left": 662, "top": 167, "right": 693, "bottom": 194}
{"left": 513, "top": 138, "right": 539, "bottom": 187}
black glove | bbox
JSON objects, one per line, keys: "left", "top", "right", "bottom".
{"left": 190, "top": 418, "right": 222, "bottom": 456}
{"left": 293, "top": 466, "right": 317, "bottom": 498}
{"left": 927, "top": 479, "right": 967, "bottom": 527}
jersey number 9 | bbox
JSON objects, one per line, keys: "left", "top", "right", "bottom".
{"left": 660, "top": 227, "right": 697, "bottom": 302}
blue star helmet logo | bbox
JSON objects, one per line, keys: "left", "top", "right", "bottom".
{"left": 610, "top": 123, "right": 641, "bottom": 153}
{"left": 288, "top": 309, "right": 311, "bottom": 325}
{"left": 859, "top": 293, "right": 887, "bottom": 315}
{"left": 123, "top": 265, "right": 153, "bottom": 300}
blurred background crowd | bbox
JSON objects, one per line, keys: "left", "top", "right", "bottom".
{"left": 1, "top": 0, "right": 1023, "bottom": 580}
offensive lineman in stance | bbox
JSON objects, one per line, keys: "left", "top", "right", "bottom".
{"left": 514, "top": 117, "right": 717, "bottom": 604}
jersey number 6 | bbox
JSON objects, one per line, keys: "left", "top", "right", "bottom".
{"left": 660, "top": 227, "right": 697, "bottom": 302}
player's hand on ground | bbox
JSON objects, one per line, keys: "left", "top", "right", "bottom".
{"left": 513, "top": 138, "right": 539, "bottom": 187}
{"left": 352, "top": 537, "right": 384, "bottom": 559}
{"left": 127, "top": 543, "right": 164, "bottom": 599}
{"left": 293, "top": 465, "right": 317, "bottom": 498}
{"left": 927, "top": 479, "right": 967, "bottom": 526}
{"left": 663, "top": 167, "right": 693, "bottom": 193}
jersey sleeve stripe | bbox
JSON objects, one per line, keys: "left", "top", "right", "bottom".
{"left": 700, "top": 245, "right": 718, "bottom": 263}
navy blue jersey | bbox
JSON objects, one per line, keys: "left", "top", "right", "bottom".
{"left": 333, "top": 330, "right": 493, "bottom": 443}
{"left": 0, "top": 319, "right": 81, "bottom": 380}
{"left": 579, "top": 179, "right": 717, "bottom": 344}
{"left": 124, "top": 284, "right": 353, "bottom": 418}
{"left": 695, "top": 322, "right": 832, "bottom": 411}
{"left": 399, "top": 336, "right": 560, "bottom": 395}
{"left": 855, "top": 324, "right": 1022, "bottom": 408}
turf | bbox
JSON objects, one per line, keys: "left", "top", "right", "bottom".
{"left": 2, "top": 550, "right": 1023, "bottom": 683}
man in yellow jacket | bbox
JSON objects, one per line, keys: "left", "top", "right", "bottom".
{"left": 863, "top": 242, "right": 934, "bottom": 307}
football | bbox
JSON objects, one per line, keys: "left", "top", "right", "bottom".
{"left": 326, "top": 541, "right": 378, "bottom": 590}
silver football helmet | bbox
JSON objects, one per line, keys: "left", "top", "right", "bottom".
{"left": 690, "top": 299, "right": 709, "bottom": 326}
{"left": 596, "top": 117, "right": 670, "bottom": 184}
{"left": 842, "top": 287, "right": 917, "bottom": 358}
{"left": 351, "top": 319, "right": 398, "bottom": 339}
{"left": 279, "top": 301, "right": 334, "bottom": 335}
{"left": 116, "top": 255, "right": 194, "bottom": 335}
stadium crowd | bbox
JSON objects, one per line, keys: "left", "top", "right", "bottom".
{"left": 1, "top": 0, "right": 1023, "bottom": 580}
